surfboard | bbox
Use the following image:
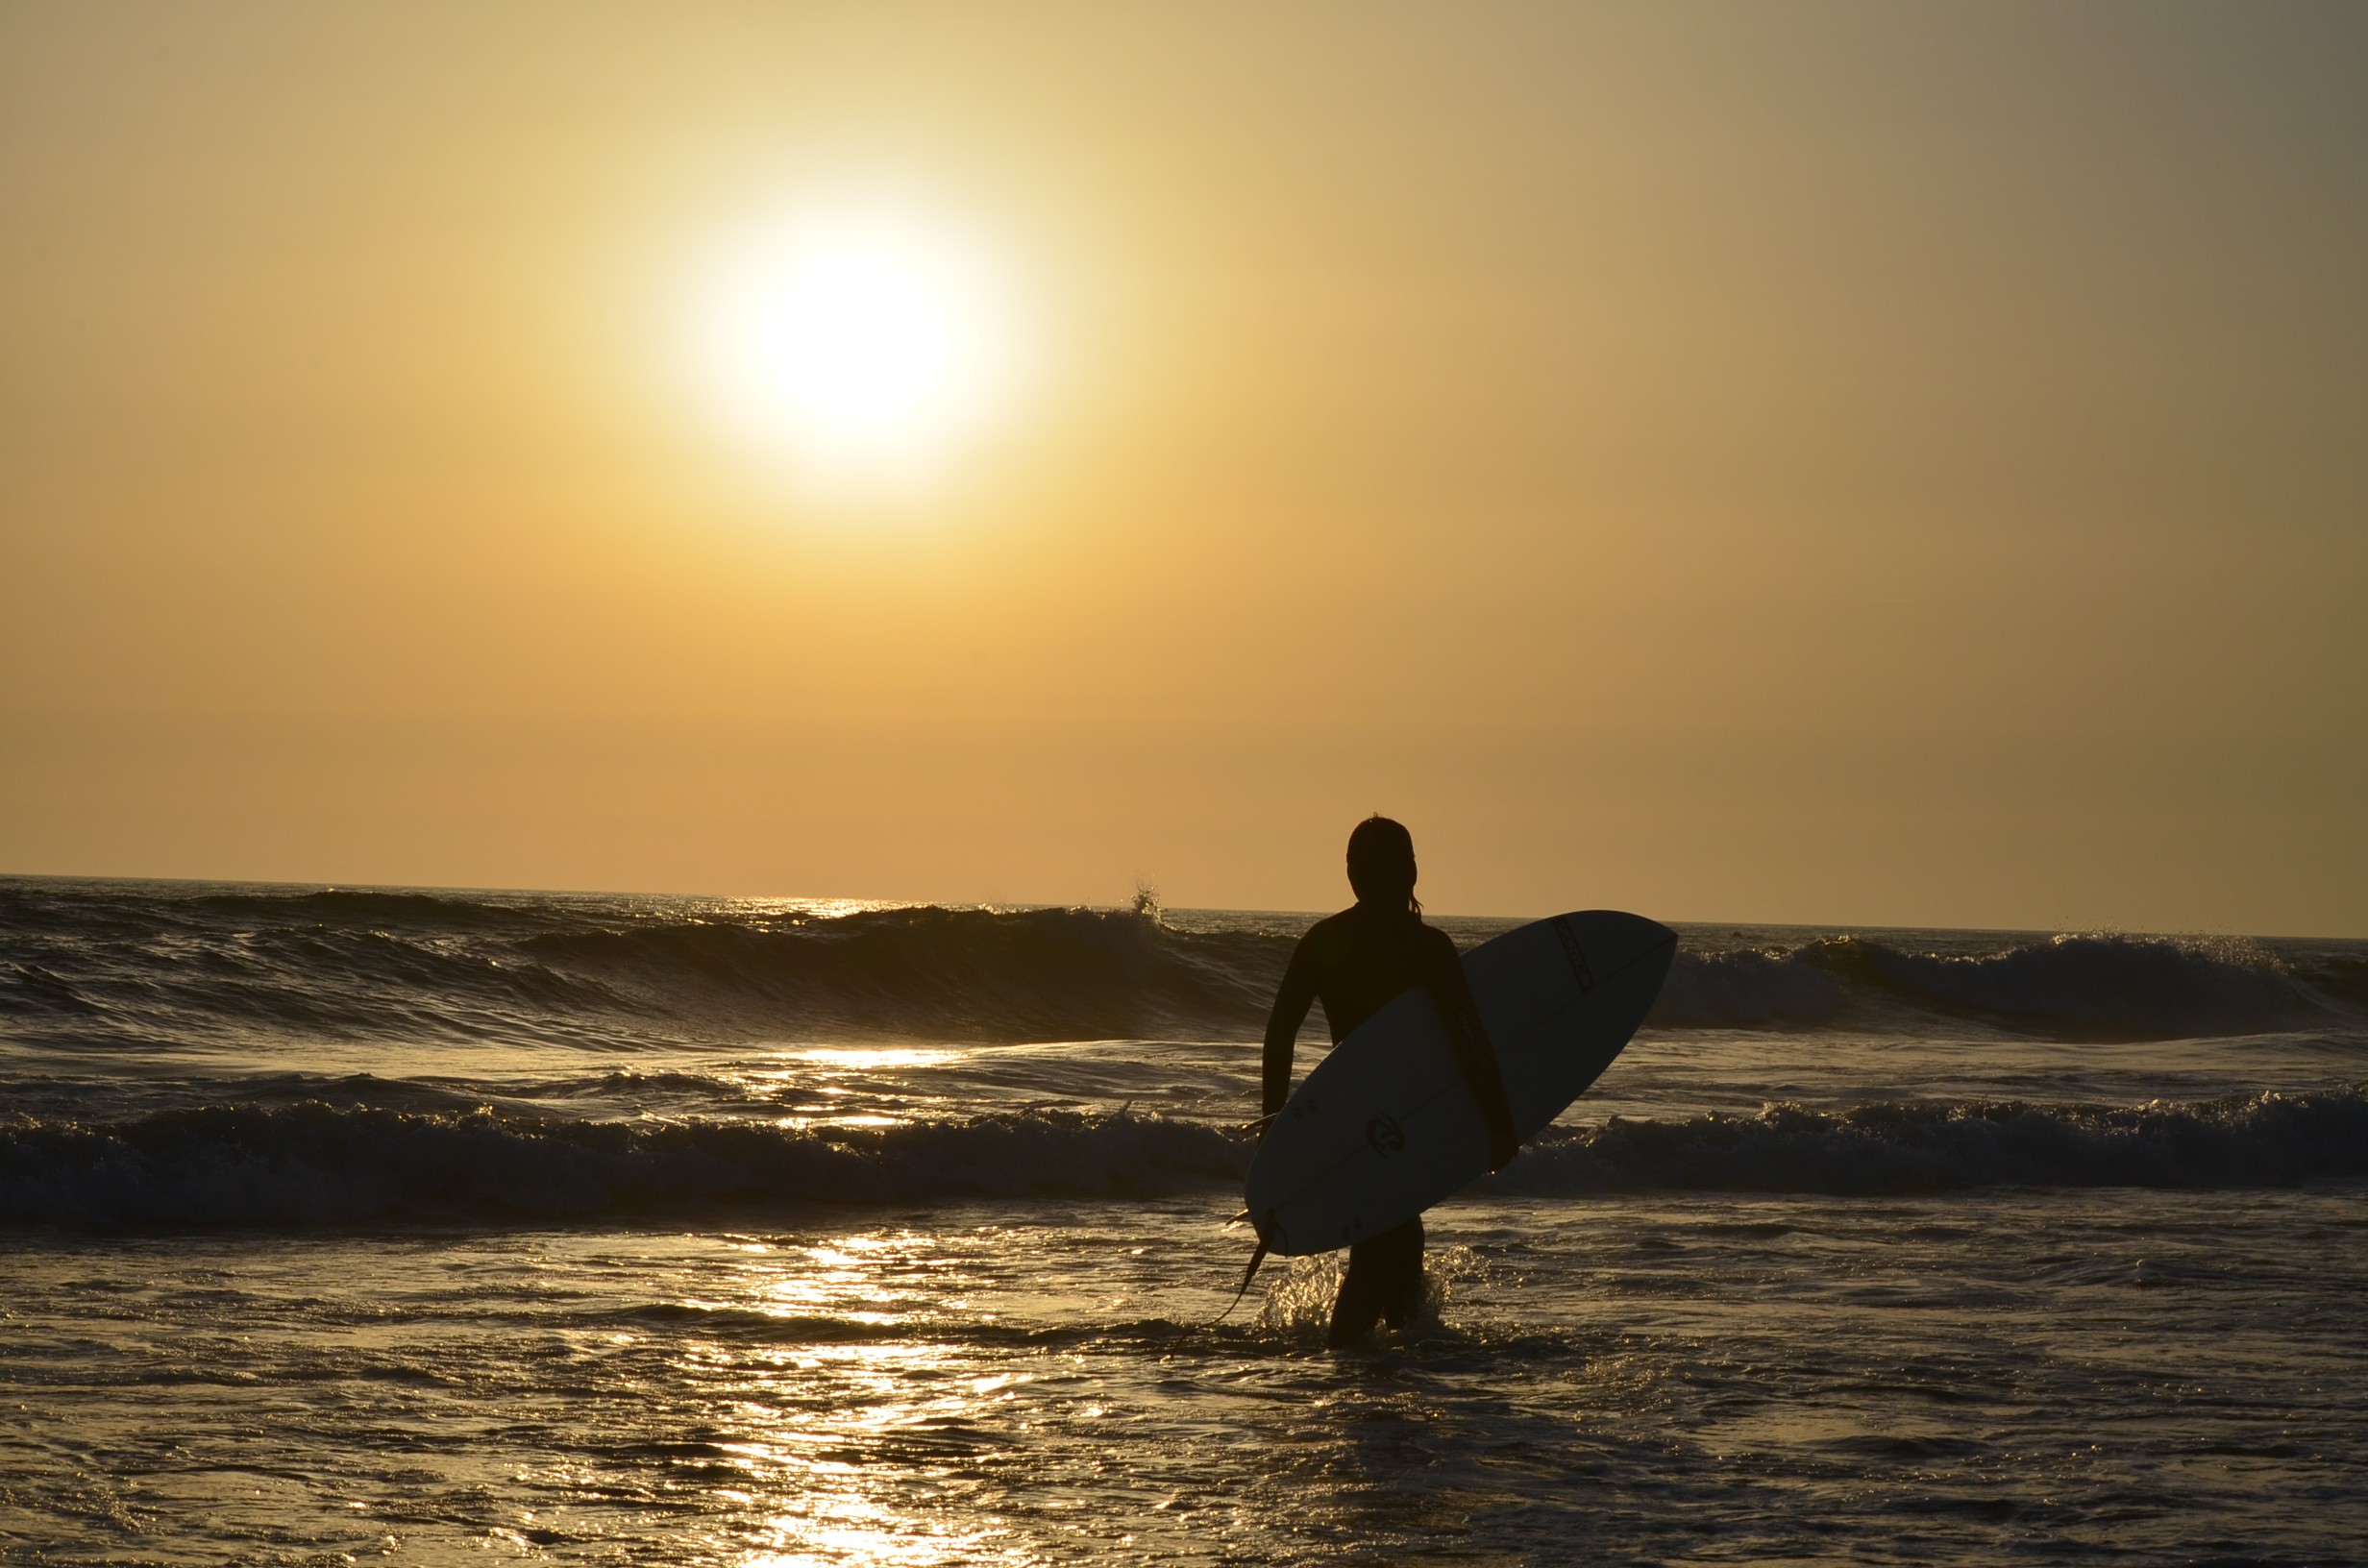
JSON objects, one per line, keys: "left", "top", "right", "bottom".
{"left": 1244, "top": 909, "right": 1676, "bottom": 1257}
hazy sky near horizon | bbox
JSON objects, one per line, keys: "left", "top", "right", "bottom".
{"left": 4, "top": 2, "right": 2363, "bottom": 932}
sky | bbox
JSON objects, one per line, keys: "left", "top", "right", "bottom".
{"left": 2, "top": 1, "right": 2362, "bottom": 933}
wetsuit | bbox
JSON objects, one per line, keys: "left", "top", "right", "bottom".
{"left": 1262, "top": 903, "right": 1516, "bottom": 1345}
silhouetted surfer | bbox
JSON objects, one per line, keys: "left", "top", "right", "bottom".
{"left": 1263, "top": 816, "right": 1519, "bottom": 1346}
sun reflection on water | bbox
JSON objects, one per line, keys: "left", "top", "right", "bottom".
{"left": 674, "top": 1232, "right": 1038, "bottom": 1566}
{"left": 782, "top": 1048, "right": 959, "bottom": 1071}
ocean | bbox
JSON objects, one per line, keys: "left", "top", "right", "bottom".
{"left": 3, "top": 876, "right": 2364, "bottom": 1565}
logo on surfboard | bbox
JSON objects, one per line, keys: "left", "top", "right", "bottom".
{"left": 1365, "top": 1114, "right": 1406, "bottom": 1156}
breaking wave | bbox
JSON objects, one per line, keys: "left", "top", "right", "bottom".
{"left": 1499, "top": 1086, "right": 2368, "bottom": 1197}
{"left": 0, "top": 882, "right": 1287, "bottom": 1048}
{"left": 1654, "top": 932, "right": 2367, "bottom": 1040}
{"left": 0, "top": 1105, "right": 1245, "bottom": 1230}
{"left": 1, "top": 879, "right": 2361, "bottom": 1049}
{"left": 4, "top": 1088, "right": 2361, "bottom": 1231}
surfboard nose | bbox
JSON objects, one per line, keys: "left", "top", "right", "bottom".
{"left": 1561, "top": 909, "right": 1679, "bottom": 974}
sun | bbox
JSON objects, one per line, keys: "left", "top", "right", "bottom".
{"left": 687, "top": 199, "right": 1021, "bottom": 488}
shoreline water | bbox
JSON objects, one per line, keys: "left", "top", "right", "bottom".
{"left": 4, "top": 875, "right": 2363, "bottom": 1562}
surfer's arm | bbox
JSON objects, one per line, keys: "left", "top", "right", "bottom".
{"left": 1429, "top": 934, "right": 1520, "bottom": 1171}
{"left": 1261, "top": 941, "right": 1319, "bottom": 1118}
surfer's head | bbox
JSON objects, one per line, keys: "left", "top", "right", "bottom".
{"left": 1346, "top": 815, "right": 1420, "bottom": 916}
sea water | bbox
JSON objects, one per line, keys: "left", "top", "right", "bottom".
{"left": 2, "top": 877, "right": 2363, "bottom": 1564}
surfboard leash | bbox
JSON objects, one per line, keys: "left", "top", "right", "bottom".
{"left": 1170, "top": 1118, "right": 1279, "bottom": 1351}
{"left": 1164, "top": 1235, "right": 1271, "bottom": 1357}
{"left": 1207, "top": 1237, "right": 1270, "bottom": 1329}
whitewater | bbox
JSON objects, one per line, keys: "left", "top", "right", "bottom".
{"left": 3, "top": 876, "right": 2364, "bottom": 1564}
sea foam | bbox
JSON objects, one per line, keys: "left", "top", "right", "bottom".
{"left": 5, "top": 1087, "right": 2360, "bottom": 1231}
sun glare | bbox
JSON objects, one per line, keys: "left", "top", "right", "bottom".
{"left": 687, "top": 200, "right": 1021, "bottom": 491}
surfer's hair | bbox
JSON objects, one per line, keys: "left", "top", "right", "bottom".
{"left": 1346, "top": 815, "right": 1420, "bottom": 917}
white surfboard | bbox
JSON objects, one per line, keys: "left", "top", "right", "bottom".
{"left": 1245, "top": 910, "right": 1676, "bottom": 1256}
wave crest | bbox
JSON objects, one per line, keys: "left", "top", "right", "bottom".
{"left": 3, "top": 881, "right": 2361, "bottom": 1047}
{"left": 515, "top": 904, "right": 1281, "bottom": 1041}
{"left": 6, "top": 1086, "right": 2362, "bottom": 1231}
{"left": 0, "top": 1105, "right": 1245, "bottom": 1230}
{"left": 1498, "top": 1087, "right": 2368, "bottom": 1196}
{"left": 0, "top": 885, "right": 1291, "bottom": 1047}
{"left": 1654, "top": 933, "right": 2357, "bottom": 1039}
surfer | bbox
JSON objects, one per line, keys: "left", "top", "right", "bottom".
{"left": 1262, "top": 816, "right": 1519, "bottom": 1346}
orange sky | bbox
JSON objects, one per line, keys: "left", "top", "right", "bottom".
{"left": 3, "top": 3, "right": 2363, "bottom": 932}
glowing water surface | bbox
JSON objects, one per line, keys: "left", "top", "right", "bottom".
{"left": 7, "top": 1187, "right": 2365, "bottom": 1564}
{"left": 4, "top": 887, "right": 2363, "bottom": 1562}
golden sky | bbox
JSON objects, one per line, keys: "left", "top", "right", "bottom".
{"left": 3, "top": 2, "right": 2363, "bottom": 932}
